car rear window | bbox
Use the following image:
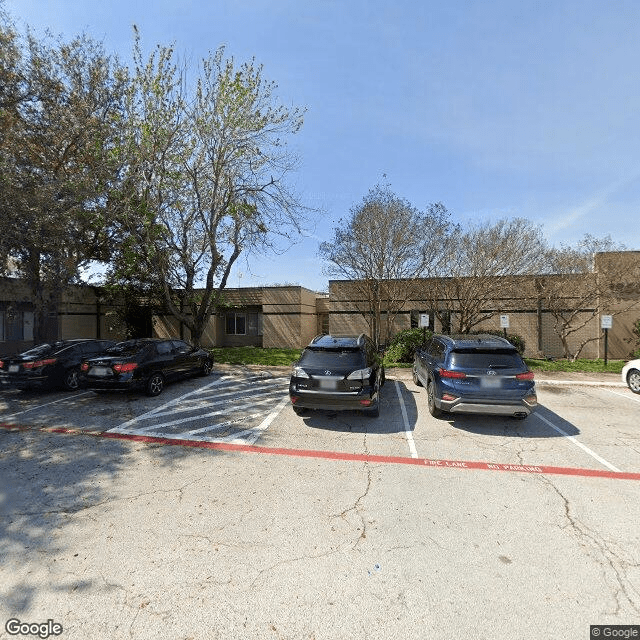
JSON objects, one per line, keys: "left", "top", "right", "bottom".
{"left": 19, "top": 344, "right": 52, "bottom": 357}
{"left": 299, "top": 348, "right": 365, "bottom": 369}
{"left": 106, "top": 341, "right": 151, "bottom": 357}
{"left": 448, "top": 349, "right": 524, "bottom": 370}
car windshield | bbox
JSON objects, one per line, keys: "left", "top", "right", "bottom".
{"left": 299, "top": 348, "right": 365, "bottom": 369}
{"left": 105, "top": 341, "right": 151, "bottom": 357}
{"left": 449, "top": 349, "right": 523, "bottom": 370}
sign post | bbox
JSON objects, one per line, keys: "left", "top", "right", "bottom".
{"left": 500, "top": 314, "right": 510, "bottom": 338}
{"left": 419, "top": 313, "right": 430, "bottom": 347}
{"left": 601, "top": 315, "right": 613, "bottom": 366}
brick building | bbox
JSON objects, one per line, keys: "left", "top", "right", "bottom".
{"left": 1, "top": 251, "right": 639, "bottom": 359}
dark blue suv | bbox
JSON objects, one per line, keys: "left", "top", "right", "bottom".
{"left": 413, "top": 334, "right": 537, "bottom": 419}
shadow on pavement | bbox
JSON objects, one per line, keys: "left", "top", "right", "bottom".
{"left": 442, "top": 404, "right": 580, "bottom": 438}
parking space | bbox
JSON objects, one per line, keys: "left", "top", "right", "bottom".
{"left": 1, "top": 368, "right": 639, "bottom": 480}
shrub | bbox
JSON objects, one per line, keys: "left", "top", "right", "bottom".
{"left": 385, "top": 328, "right": 432, "bottom": 363}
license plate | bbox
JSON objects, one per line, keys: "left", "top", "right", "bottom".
{"left": 318, "top": 379, "right": 337, "bottom": 390}
{"left": 480, "top": 376, "right": 502, "bottom": 388}
{"left": 89, "top": 366, "right": 110, "bottom": 377}
{"left": 8, "top": 365, "right": 19, "bottom": 373}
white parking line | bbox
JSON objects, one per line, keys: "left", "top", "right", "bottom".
{"left": 134, "top": 393, "right": 284, "bottom": 433}
{"left": 533, "top": 412, "right": 621, "bottom": 473}
{"left": 1, "top": 391, "right": 92, "bottom": 420}
{"left": 110, "top": 375, "right": 233, "bottom": 431}
{"left": 220, "top": 395, "right": 290, "bottom": 445}
{"left": 395, "top": 381, "right": 418, "bottom": 458}
{"left": 601, "top": 388, "right": 640, "bottom": 404}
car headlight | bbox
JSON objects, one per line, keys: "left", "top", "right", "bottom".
{"left": 293, "top": 367, "right": 309, "bottom": 379}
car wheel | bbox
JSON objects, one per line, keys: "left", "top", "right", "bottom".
{"left": 63, "top": 368, "right": 80, "bottom": 391}
{"left": 427, "top": 381, "right": 442, "bottom": 418}
{"left": 627, "top": 369, "right": 640, "bottom": 394}
{"left": 146, "top": 373, "right": 165, "bottom": 397}
{"left": 200, "top": 358, "right": 213, "bottom": 376}
{"left": 412, "top": 366, "right": 422, "bottom": 387}
{"left": 366, "top": 402, "right": 380, "bottom": 418}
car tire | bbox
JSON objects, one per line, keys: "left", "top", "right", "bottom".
{"left": 412, "top": 367, "right": 422, "bottom": 387}
{"left": 427, "top": 381, "right": 442, "bottom": 418}
{"left": 146, "top": 373, "right": 165, "bottom": 397}
{"left": 366, "top": 402, "right": 380, "bottom": 418}
{"left": 627, "top": 369, "right": 640, "bottom": 394}
{"left": 200, "top": 358, "right": 213, "bottom": 376}
{"left": 63, "top": 368, "right": 80, "bottom": 391}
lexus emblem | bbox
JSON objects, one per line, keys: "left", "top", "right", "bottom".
{"left": 486, "top": 370, "right": 497, "bottom": 376}
{"left": 324, "top": 370, "right": 332, "bottom": 375}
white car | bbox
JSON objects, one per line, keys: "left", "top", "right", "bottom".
{"left": 621, "top": 359, "right": 640, "bottom": 394}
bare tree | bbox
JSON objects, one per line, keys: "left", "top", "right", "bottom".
{"left": 109, "top": 33, "right": 308, "bottom": 346}
{"left": 537, "top": 235, "right": 640, "bottom": 359}
{"left": 427, "top": 218, "right": 550, "bottom": 333}
{"left": 319, "top": 184, "right": 451, "bottom": 346}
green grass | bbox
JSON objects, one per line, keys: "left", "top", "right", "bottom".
{"left": 524, "top": 358, "right": 625, "bottom": 373}
{"left": 210, "top": 346, "right": 301, "bottom": 366}
{"left": 208, "top": 347, "right": 625, "bottom": 374}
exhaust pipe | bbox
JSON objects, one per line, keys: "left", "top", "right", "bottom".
{"left": 514, "top": 412, "right": 528, "bottom": 419}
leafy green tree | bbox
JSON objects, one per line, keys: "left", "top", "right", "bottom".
{"left": 0, "top": 12, "right": 127, "bottom": 342}
{"left": 109, "top": 31, "right": 308, "bottom": 346}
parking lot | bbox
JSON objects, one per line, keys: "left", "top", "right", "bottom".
{"left": 1, "top": 367, "right": 639, "bottom": 477}
{"left": 1, "top": 367, "right": 639, "bottom": 639}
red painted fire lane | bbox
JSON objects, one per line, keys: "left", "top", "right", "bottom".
{"left": 3, "top": 422, "right": 640, "bottom": 482}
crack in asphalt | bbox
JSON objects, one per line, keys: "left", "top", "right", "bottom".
{"left": 543, "top": 476, "right": 640, "bottom": 616}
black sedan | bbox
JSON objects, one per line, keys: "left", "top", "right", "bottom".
{"left": 79, "top": 338, "right": 214, "bottom": 396}
{"left": 0, "top": 339, "right": 116, "bottom": 391}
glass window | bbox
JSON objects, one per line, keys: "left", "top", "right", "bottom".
{"left": 449, "top": 350, "right": 522, "bottom": 369}
{"left": 23, "top": 311, "right": 34, "bottom": 341}
{"left": 299, "top": 348, "right": 365, "bottom": 369}
{"left": 156, "top": 341, "right": 173, "bottom": 355}
{"left": 226, "top": 313, "right": 247, "bottom": 335}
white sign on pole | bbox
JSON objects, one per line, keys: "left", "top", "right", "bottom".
{"left": 419, "top": 313, "right": 430, "bottom": 328}
{"left": 500, "top": 315, "right": 510, "bottom": 329}
{"left": 601, "top": 315, "right": 613, "bottom": 329}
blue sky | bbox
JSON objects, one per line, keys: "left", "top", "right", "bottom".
{"left": 5, "top": 0, "right": 640, "bottom": 291}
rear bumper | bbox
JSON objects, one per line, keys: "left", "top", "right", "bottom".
{"left": 4, "top": 373, "right": 49, "bottom": 388}
{"left": 289, "top": 386, "right": 379, "bottom": 411}
{"left": 81, "top": 375, "right": 143, "bottom": 392}
{"left": 438, "top": 394, "right": 537, "bottom": 417}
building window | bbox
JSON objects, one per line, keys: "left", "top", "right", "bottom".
{"left": 225, "top": 312, "right": 262, "bottom": 336}
{"left": 1, "top": 307, "right": 34, "bottom": 342}
{"left": 226, "top": 313, "right": 246, "bottom": 335}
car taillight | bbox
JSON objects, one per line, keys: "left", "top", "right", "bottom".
{"left": 113, "top": 362, "right": 138, "bottom": 373}
{"left": 81, "top": 362, "right": 89, "bottom": 372}
{"left": 22, "top": 358, "right": 57, "bottom": 369}
{"left": 516, "top": 371, "right": 535, "bottom": 380}
{"left": 439, "top": 368, "right": 466, "bottom": 379}
{"left": 0, "top": 360, "right": 3, "bottom": 368}
{"left": 347, "top": 367, "right": 372, "bottom": 380}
